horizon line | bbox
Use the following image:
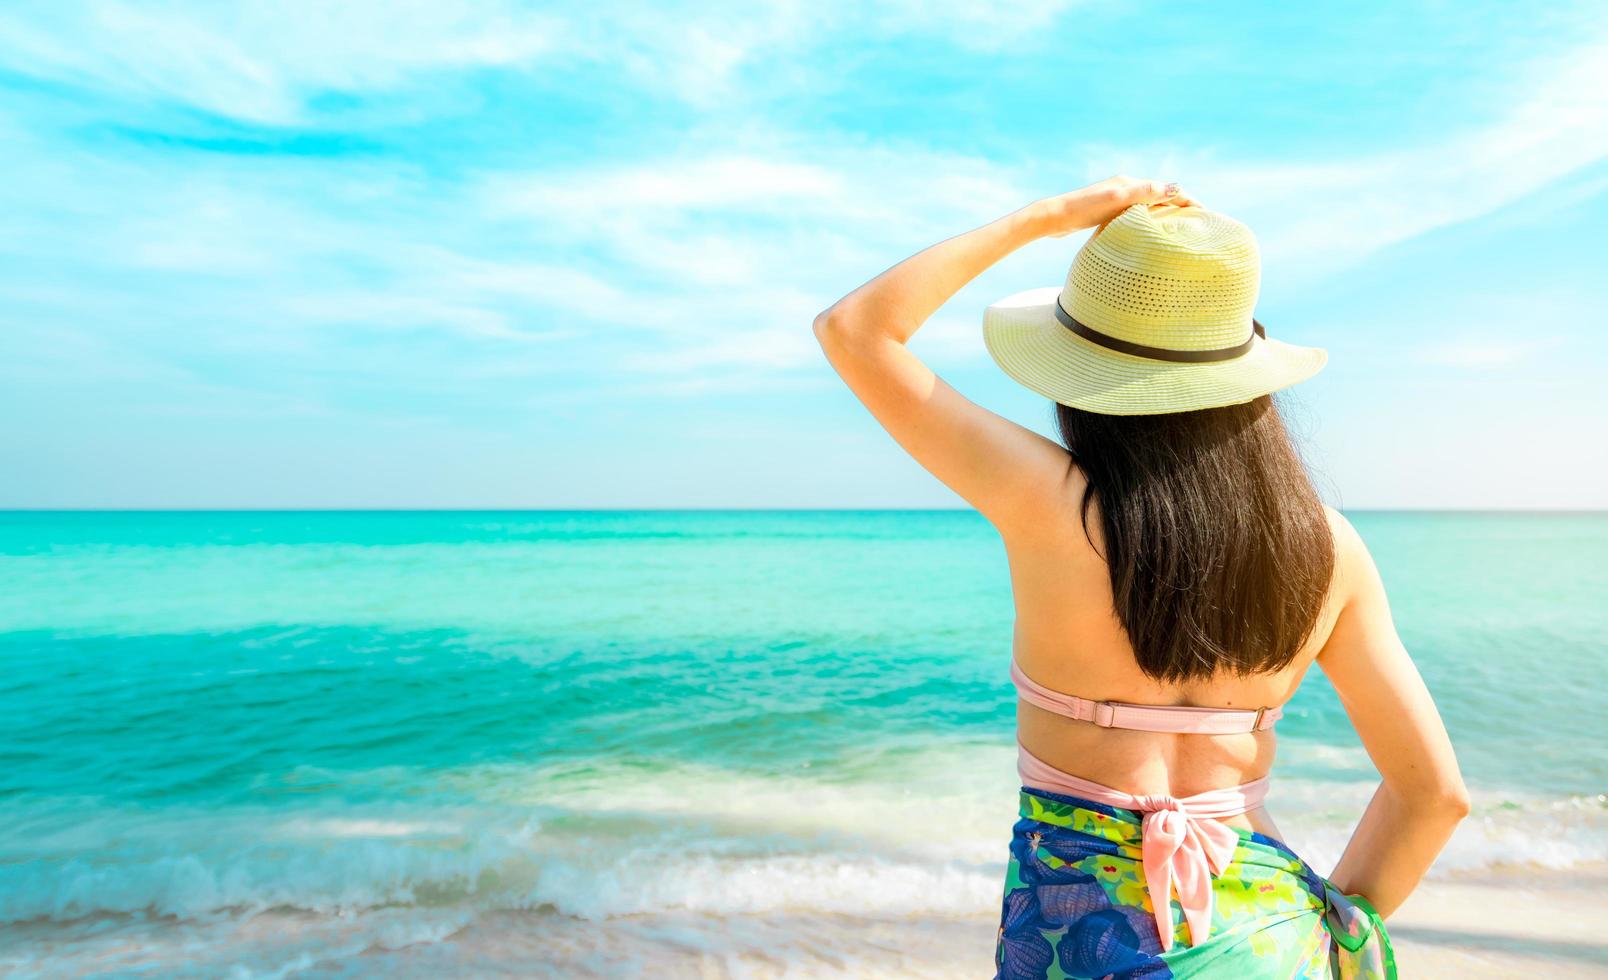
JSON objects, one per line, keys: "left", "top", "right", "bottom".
{"left": 2, "top": 507, "right": 1604, "bottom": 515}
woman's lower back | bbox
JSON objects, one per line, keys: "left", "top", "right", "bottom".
{"left": 1014, "top": 707, "right": 1287, "bottom": 838}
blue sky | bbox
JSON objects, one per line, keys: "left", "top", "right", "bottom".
{"left": 1, "top": 1, "right": 1604, "bottom": 509}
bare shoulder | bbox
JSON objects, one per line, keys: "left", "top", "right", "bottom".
{"left": 1320, "top": 503, "right": 1365, "bottom": 600}
{"left": 1315, "top": 504, "right": 1402, "bottom": 663}
{"left": 1321, "top": 502, "right": 1356, "bottom": 541}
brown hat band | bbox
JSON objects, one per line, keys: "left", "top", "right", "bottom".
{"left": 1054, "top": 297, "right": 1264, "bottom": 364}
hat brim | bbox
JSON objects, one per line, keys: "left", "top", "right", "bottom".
{"left": 982, "top": 287, "right": 1328, "bottom": 416}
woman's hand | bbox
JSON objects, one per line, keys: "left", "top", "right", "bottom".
{"left": 1033, "top": 175, "right": 1201, "bottom": 238}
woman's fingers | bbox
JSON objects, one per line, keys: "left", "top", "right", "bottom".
{"left": 1143, "top": 181, "right": 1204, "bottom": 210}
{"left": 1154, "top": 193, "right": 1202, "bottom": 209}
{"left": 1129, "top": 179, "right": 1206, "bottom": 211}
{"left": 1126, "top": 178, "right": 1178, "bottom": 203}
{"left": 1038, "top": 177, "right": 1204, "bottom": 240}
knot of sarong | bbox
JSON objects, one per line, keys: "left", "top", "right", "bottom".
{"left": 1133, "top": 793, "right": 1242, "bottom": 952}
{"left": 1011, "top": 738, "right": 1270, "bottom": 952}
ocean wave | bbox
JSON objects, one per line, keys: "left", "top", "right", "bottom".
{"left": 3, "top": 757, "right": 1604, "bottom": 926}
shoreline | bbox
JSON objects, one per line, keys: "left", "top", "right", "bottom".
{"left": 414, "top": 860, "right": 1608, "bottom": 977}
{"left": 7, "top": 861, "right": 1603, "bottom": 977}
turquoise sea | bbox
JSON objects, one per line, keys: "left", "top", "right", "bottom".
{"left": 1, "top": 510, "right": 1604, "bottom": 977}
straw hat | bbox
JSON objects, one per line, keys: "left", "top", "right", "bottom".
{"left": 982, "top": 202, "right": 1327, "bottom": 415}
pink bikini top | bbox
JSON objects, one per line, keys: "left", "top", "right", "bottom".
{"left": 1009, "top": 655, "right": 1284, "bottom": 952}
{"left": 1010, "top": 655, "right": 1283, "bottom": 735}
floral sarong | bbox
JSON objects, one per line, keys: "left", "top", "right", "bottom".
{"left": 994, "top": 786, "right": 1395, "bottom": 979}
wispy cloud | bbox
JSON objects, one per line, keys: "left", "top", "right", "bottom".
{"left": 0, "top": 2, "right": 562, "bottom": 124}
{"left": 476, "top": 141, "right": 1033, "bottom": 371}
{"left": 1414, "top": 337, "right": 1566, "bottom": 369}
{"left": 0, "top": 0, "right": 1093, "bottom": 123}
{"left": 1086, "top": 31, "right": 1608, "bottom": 281}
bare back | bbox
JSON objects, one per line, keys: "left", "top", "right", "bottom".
{"left": 816, "top": 177, "right": 1471, "bottom": 917}
{"left": 1004, "top": 466, "right": 1352, "bottom": 838}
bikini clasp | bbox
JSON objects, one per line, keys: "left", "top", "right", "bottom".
{"left": 1092, "top": 700, "right": 1118, "bottom": 728}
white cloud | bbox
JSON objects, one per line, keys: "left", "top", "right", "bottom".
{"left": 1414, "top": 337, "right": 1565, "bottom": 369}
{"left": 625, "top": 325, "right": 821, "bottom": 373}
{"left": 1085, "top": 32, "right": 1608, "bottom": 281}
{"left": 0, "top": 0, "right": 1096, "bottom": 122}
{"left": 476, "top": 140, "right": 1032, "bottom": 371}
{"left": 435, "top": 255, "right": 639, "bottom": 315}
{"left": 586, "top": 0, "right": 1094, "bottom": 104}
{"left": 487, "top": 156, "right": 846, "bottom": 219}
{"left": 0, "top": 1, "right": 561, "bottom": 124}
{"left": 280, "top": 293, "right": 519, "bottom": 341}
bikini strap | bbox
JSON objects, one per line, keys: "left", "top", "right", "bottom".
{"left": 1011, "top": 656, "right": 1282, "bottom": 735}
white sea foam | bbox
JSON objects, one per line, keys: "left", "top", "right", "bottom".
{"left": 3, "top": 750, "right": 1603, "bottom": 932}
{"left": 2, "top": 905, "right": 1004, "bottom": 980}
{"left": 2, "top": 751, "right": 1604, "bottom": 978}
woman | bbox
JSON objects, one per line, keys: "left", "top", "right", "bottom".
{"left": 813, "top": 176, "right": 1469, "bottom": 978}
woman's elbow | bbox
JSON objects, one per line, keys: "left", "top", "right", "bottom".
{"left": 1438, "top": 780, "right": 1473, "bottom": 819}
{"left": 813, "top": 304, "right": 857, "bottom": 342}
{"left": 813, "top": 306, "right": 870, "bottom": 357}
{"left": 1412, "top": 779, "right": 1472, "bottom": 820}
{"left": 1386, "top": 773, "right": 1472, "bottom": 820}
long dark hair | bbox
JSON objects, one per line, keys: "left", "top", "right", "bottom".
{"left": 1055, "top": 395, "right": 1334, "bottom": 683}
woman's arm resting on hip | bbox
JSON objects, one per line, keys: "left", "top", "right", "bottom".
{"left": 1318, "top": 509, "right": 1472, "bottom": 917}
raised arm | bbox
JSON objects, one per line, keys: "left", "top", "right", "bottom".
{"left": 1318, "top": 508, "right": 1471, "bottom": 916}
{"left": 812, "top": 176, "right": 1193, "bottom": 534}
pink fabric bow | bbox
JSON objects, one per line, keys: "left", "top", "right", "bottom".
{"left": 1016, "top": 737, "right": 1271, "bottom": 951}
{"left": 1132, "top": 793, "right": 1243, "bottom": 951}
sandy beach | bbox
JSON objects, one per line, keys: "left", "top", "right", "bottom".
{"left": 1385, "top": 861, "right": 1608, "bottom": 978}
